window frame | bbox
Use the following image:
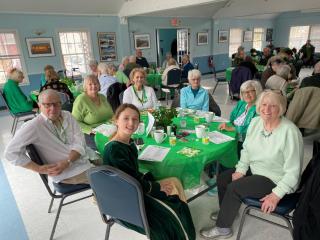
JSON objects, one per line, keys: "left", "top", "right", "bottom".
{"left": 0, "top": 29, "right": 29, "bottom": 87}
{"left": 229, "top": 28, "right": 243, "bottom": 58}
{"left": 253, "top": 28, "right": 265, "bottom": 51}
{"left": 56, "top": 28, "right": 94, "bottom": 77}
{"left": 288, "top": 25, "right": 310, "bottom": 50}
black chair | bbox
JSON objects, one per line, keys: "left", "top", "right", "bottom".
{"left": 0, "top": 90, "right": 37, "bottom": 135}
{"left": 26, "top": 144, "right": 92, "bottom": 240}
{"left": 107, "top": 82, "right": 126, "bottom": 112}
{"left": 161, "top": 68, "right": 182, "bottom": 105}
{"left": 87, "top": 166, "right": 151, "bottom": 240}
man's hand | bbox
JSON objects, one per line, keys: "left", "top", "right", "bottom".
{"left": 232, "top": 172, "right": 244, "bottom": 181}
{"left": 44, "top": 160, "right": 69, "bottom": 176}
{"left": 160, "top": 181, "right": 174, "bottom": 196}
{"left": 260, "top": 192, "right": 281, "bottom": 214}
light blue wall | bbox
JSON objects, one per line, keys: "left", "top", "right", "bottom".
{"left": 274, "top": 11, "right": 320, "bottom": 48}
{"left": 158, "top": 28, "right": 177, "bottom": 64}
{"left": 212, "top": 18, "right": 274, "bottom": 71}
{"left": 127, "top": 16, "right": 213, "bottom": 65}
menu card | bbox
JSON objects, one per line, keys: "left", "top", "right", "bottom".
{"left": 139, "top": 145, "right": 170, "bottom": 162}
{"left": 208, "top": 131, "right": 235, "bottom": 144}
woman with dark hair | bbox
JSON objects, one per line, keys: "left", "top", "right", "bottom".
{"left": 103, "top": 103, "right": 195, "bottom": 240}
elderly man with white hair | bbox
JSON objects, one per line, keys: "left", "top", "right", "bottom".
{"left": 123, "top": 55, "right": 140, "bottom": 78}
{"left": 300, "top": 61, "right": 320, "bottom": 89}
{"left": 97, "top": 62, "right": 117, "bottom": 96}
{"left": 180, "top": 69, "right": 209, "bottom": 111}
{"left": 5, "top": 89, "right": 92, "bottom": 184}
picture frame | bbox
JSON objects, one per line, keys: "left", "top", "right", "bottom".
{"left": 243, "top": 30, "right": 253, "bottom": 42}
{"left": 266, "top": 28, "right": 273, "bottom": 42}
{"left": 197, "top": 32, "right": 208, "bottom": 45}
{"left": 134, "top": 34, "right": 151, "bottom": 49}
{"left": 97, "top": 32, "right": 117, "bottom": 62}
{"left": 26, "top": 38, "right": 55, "bottom": 57}
{"left": 218, "top": 30, "right": 228, "bottom": 43}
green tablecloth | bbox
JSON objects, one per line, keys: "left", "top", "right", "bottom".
{"left": 29, "top": 85, "right": 82, "bottom": 102}
{"left": 225, "top": 65, "right": 265, "bottom": 82}
{"left": 95, "top": 116, "right": 238, "bottom": 189}
{"left": 146, "top": 73, "right": 162, "bottom": 87}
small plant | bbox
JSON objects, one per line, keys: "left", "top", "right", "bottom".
{"left": 60, "top": 77, "right": 75, "bottom": 87}
{"left": 153, "top": 107, "right": 177, "bottom": 128}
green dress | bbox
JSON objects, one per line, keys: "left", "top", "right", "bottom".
{"left": 103, "top": 141, "right": 196, "bottom": 240}
{"left": 3, "top": 79, "right": 33, "bottom": 114}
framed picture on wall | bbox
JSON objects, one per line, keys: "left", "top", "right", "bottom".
{"left": 134, "top": 34, "right": 150, "bottom": 49}
{"left": 266, "top": 28, "right": 273, "bottom": 42}
{"left": 218, "top": 30, "right": 228, "bottom": 43}
{"left": 26, "top": 38, "right": 55, "bottom": 57}
{"left": 97, "top": 32, "right": 117, "bottom": 62}
{"left": 243, "top": 30, "right": 253, "bottom": 42}
{"left": 197, "top": 32, "right": 208, "bottom": 45}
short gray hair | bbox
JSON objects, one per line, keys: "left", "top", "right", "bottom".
{"left": 256, "top": 90, "right": 287, "bottom": 117}
{"left": 38, "top": 89, "right": 60, "bottom": 104}
{"left": 188, "top": 69, "right": 201, "bottom": 80}
{"left": 239, "top": 80, "right": 263, "bottom": 100}
{"left": 8, "top": 68, "right": 23, "bottom": 81}
{"left": 276, "top": 65, "right": 291, "bottom": 80}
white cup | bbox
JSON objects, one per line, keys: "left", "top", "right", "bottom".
{"left": 195, "top": 125, "right": 206, "bottom": 138}
{"left": 205, "top": 112, "right": 214, "bottom": 123}
{"left": 135, "top": 122, "right": 145, "bottom": 135}
{"left": 154, "top": 130, "right": 167, "bottom": 144}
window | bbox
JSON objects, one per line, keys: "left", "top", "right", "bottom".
{"left": 0, "top": 31, "right": 28, "bottom": 85}
{"left": 309, "top": 25, "right": 320, "bottom": 52}
{"left": 229, "top": 28, "right": 242, "bottom": 57}
{"left": 288, "top": 26, "right": 310, "bottom": 50}
{"left": 58, "top": 31, "right": 93, "bottom": 77}
{"left": 253, "top": 28, "right": 264, "bottom": 51}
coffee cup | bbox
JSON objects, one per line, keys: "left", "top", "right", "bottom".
{"left": 195, "top": 125, "right": 206, "bottom": 138}
{"left": 205, "top": 112, "right": 214, "bottom": 123}
{"left": 154, "top": 130, "right": 167, "bottom": 144}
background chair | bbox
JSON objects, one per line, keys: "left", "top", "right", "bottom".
{"left": 0, "top": 90, "right": 37, "bottom": 135}
{"left": 26, "top": 144, "right": 92, "bottom": 240}
{"left": 229, "top": 66, "right": 252, "bottom": 99}
{"left": 87, "top": 165, "right": 150, "bottom": 240}
{"left": 106, "top": 82, "right": 126, "bottom": 112}
{"left": 161, "top": 68, "right": 182, "bottom": 105}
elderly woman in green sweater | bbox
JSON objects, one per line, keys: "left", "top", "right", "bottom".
{"left": 200, "top": 90, "right": 303, "bottom": 239}
{"left": 219, "top": 80, "right": 262, "bottom": 154}
{"left": 3, "top": 68, "right": 35, "bottom": 114}
{"left": 72, "top": 75, "right": 113, "bottom": 146}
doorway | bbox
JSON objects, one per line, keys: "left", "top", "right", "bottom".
{"left": 156, "top": 28, "right": 190, "bottom": 67}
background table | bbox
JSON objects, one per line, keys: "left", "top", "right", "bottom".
{"left": 146, "top": 73, "right": 162, "bottom": 87}
{"left": 95, "top": 115, "right": 238, "bottom": 189}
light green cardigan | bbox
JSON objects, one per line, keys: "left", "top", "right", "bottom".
{"left": 236, "top": 117, "right": 303, "bottom": 198}
{"left": 72, "top": 93, "right": 113, "bottom": 134}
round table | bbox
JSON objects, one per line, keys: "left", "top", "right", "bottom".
{"left": 95, "top": 115, "right": 238, "bottom": 189}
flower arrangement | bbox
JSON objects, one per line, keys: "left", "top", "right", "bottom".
{"left": 152, "top": 107, "right": 177, "bottom": 128}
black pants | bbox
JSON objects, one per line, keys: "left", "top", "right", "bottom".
{"left": 216, "top": 169, "right": 276, "bottom": 228}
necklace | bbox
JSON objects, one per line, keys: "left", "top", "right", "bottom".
{"left": 132, "top": 85, "right": 147, "bottom": 104}
{"left": 261, "top": 129, "right": 272, "bottom": 138}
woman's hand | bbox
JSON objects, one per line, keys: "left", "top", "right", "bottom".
{"left": 160, "top": 181, "right": 174, "bottom": 196}
{"left": 232, "top": 172, "right": 244, "bottom": 181}
{"left": 260, "top": 192, "right": 281, "bottom": 214}
{"left": 218, "top": 123, "right": 234, "bottom": 132}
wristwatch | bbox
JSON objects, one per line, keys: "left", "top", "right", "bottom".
{"left": 67, "top": 159, "right": 73, "bottom": 166}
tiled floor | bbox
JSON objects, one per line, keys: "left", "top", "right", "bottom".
{"left": 0, "top": 68, "right": 318, "bottom": 240}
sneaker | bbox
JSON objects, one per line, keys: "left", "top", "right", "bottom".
{"left": 206, "top": 178, "right": 216, "bottom": 186}
{"left": 200, "top": 226, "right": 232, "bottom": 239}
{"left": 210, "top": 211, "right": 219, "bottom": 221}
{"left": 207, "top": 186, "right": 218, "bottom": 196}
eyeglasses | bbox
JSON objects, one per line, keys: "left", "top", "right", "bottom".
{"left": 41, "top": 102, "right": 62, "bottom": 108}
{"left": 242, "top": 89, "right": 256, "bottom": 95}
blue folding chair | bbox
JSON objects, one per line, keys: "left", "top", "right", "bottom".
{"left": 87, "top": 166, "right": 151, "bottom": 240}
{"left": 26, "top": 144, "right": 92, "bottom": 240}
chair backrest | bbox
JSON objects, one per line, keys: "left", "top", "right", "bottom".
{"left": 230, "top": 66, "right": 253, "bottom": 94}
{"left": 87, "top": 166, "right": 150, "bottom": 238}
{"left": 107, "top": 82, "right": 127, "bottom": 112}
{"left": 167, "top": 68, "right": 182, "bottom": 85}
{"left": 0, "top": 90, "right": 14, "bottom": 116}
{"left": 25, "top": 144, "right": 52, "bottom": 193}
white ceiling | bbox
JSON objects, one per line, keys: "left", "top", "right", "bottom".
{"left": 0, "top": 0, "right": 320, "bottom": 18}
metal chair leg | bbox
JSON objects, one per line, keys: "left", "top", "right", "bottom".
{"left": 105, "top": 219, "right": 115, "bottom": 240}
{"left": 285, "top": 218, "right": 294, "bottom": 239}
{"left": 49, "top": 197, "right": 65, "bottom": 240}
{"left": 48, "top": 190, "right": 56, "bottom": 213}
{"left": 236, "top": 207, "right": 250, "bottom": 240}
{"left": 11, "top": 117, "right": 17, "bottom": 133}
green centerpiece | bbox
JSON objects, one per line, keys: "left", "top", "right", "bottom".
{"left": 152, "top": 107, "right": 177, "bottom": 128}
